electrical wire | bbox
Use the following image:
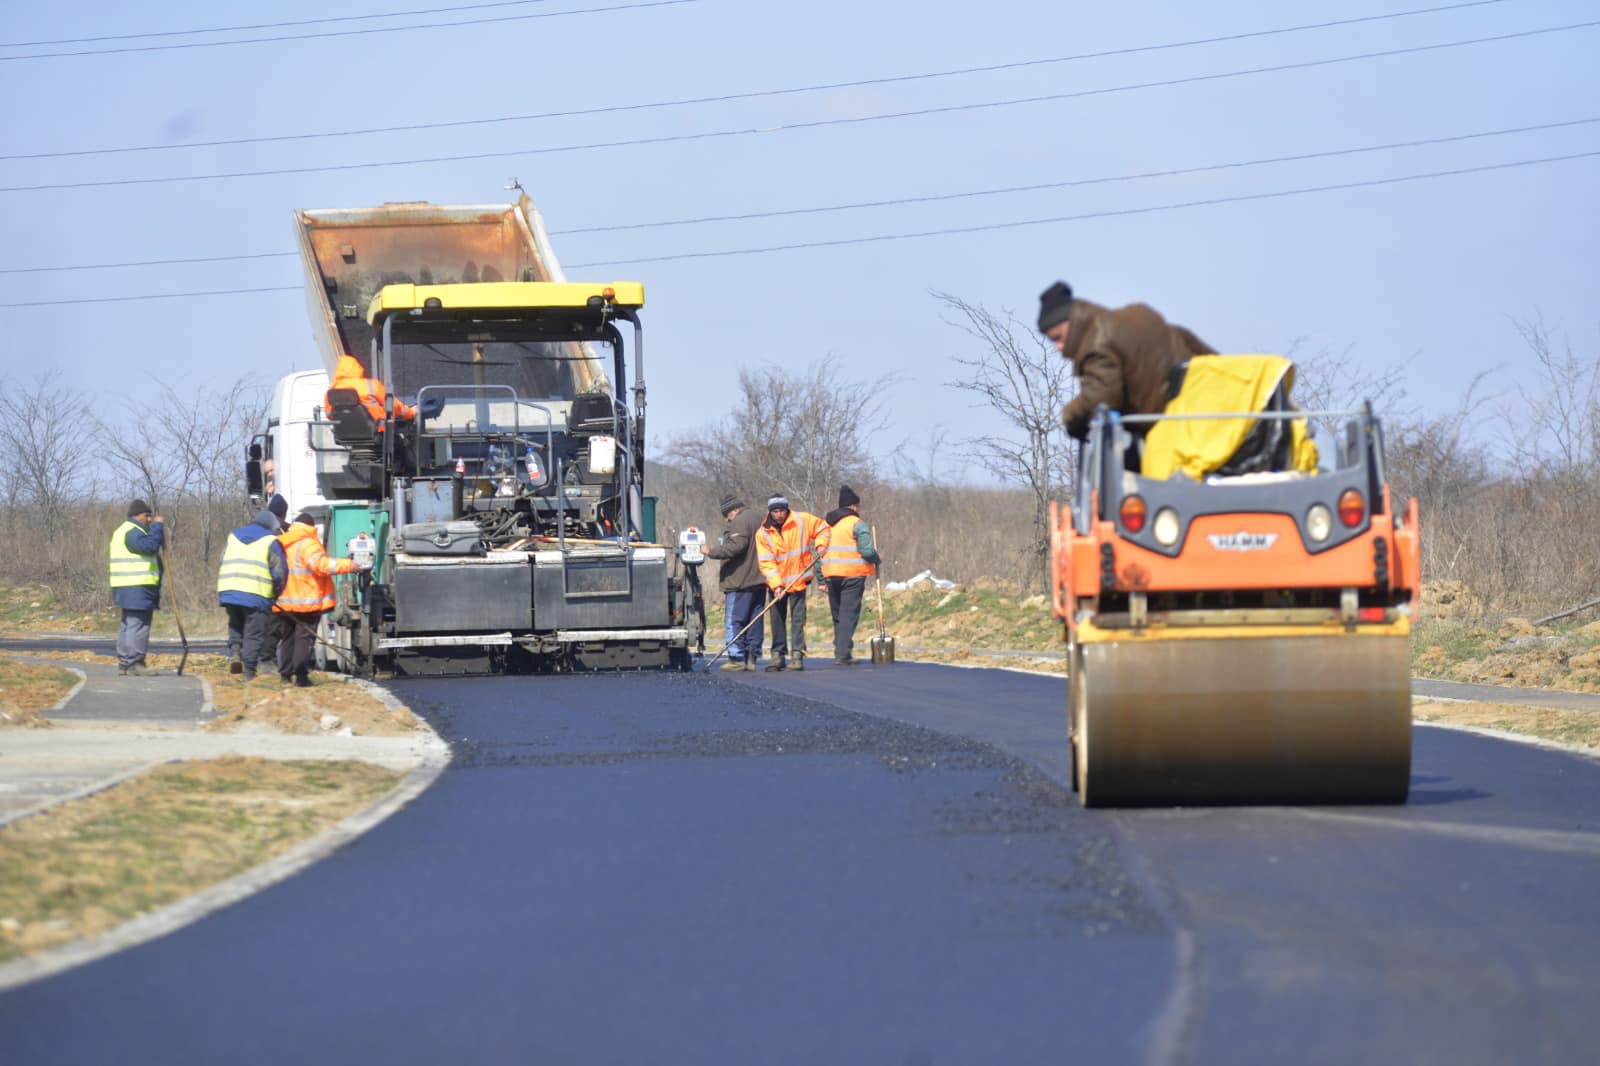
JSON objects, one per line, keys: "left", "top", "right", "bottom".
{"left": 0, "top": 0, "right": 1509, "bottom": 160}
{"left": 1, "top": 150, "right": 1593, "bottom": 306}
{"left": 561, "top": 151, "right": 1600, "bottom": 269}
{"left": 2, "top": 0, "right": 562, "bottom": 47}
{"left": 3, "top": 19, "right": 1591, "bottom": 195}
{"left": 0, "top": 0, "right": 696, "bottom": 62}
{"left": 4, "top": 115, "right": 1593, "bottom": 274}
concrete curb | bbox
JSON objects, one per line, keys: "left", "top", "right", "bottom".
{"left": 46, "top": 667, "right": 88, "bottom": 714}
{"left": 0, "top": 678, "right": 451, "bottom": 993}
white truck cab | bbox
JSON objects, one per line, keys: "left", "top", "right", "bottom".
{"left": 248, "top": 369, "right": 334, "bottom": 519}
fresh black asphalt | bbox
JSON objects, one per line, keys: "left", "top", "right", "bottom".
{"left": 3, "top": 661, "right": 1599, "bottom": 1065}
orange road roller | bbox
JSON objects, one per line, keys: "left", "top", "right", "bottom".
{"left": 1050, "top": 356, "right": 1421, "bottom": 806}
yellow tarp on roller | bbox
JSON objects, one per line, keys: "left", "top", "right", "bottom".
{"left": 1142, "top": 355, "right": 1319, "bottom": 480}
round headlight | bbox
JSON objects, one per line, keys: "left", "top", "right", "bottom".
{"left": 1307, "top": 503, "right": 1333, "bottom": 543}
{"left": 1153, "top": 507, "right": 1181, "bottom": 547}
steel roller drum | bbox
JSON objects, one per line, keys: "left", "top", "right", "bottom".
{"left": 1071, "top": 631, "right": 1412, "bottom": 807}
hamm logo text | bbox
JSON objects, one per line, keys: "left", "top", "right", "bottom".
{"left": 1207, "top": 531, "right": 1278, "bottom": 552}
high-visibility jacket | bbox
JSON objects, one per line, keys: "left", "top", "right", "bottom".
{"left": 275, "top": 522, "right": 357, "bottom": 614}
{"left": 327, "top": 353, "right": 416, "bottom": 427}
{"left": 822, "top": 513, "right": 876, "bottom": 578}
{"left": 217, "top": 531, "right": 276, "bottom": 602}
{"left": 756, "top": 510, "right": 831, "bottom": 593}
{"left": 108, "top": 520, "right": 161, "bottom": 589}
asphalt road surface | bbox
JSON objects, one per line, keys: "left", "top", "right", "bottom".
{"left": 4, "top": 661, "right": 1599, "bottom": 1065}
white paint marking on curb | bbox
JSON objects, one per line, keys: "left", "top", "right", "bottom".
{"left": 46, "top": 667, "right": 88, "bottom": 713}
{"left": 0, "top": 677, "right": 451, "bottom": 993}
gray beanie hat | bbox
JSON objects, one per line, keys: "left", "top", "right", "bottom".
{"left": 766, "top": 495, "right": 790, "bottom": 510}
{"left": 253, "top": 509, "right": 282, "bottom": 532}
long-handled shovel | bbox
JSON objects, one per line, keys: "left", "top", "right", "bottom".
{"left": 703, "top": 569, "right": 809, "bottom": 670}
{"left": 869, "top": 526, "right": 895, "bottom": 665}
{"left": 159, "top": 547, "right": 190, "bottom": 676}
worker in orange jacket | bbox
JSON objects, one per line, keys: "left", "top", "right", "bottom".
{"left": 273, "top": 512, "right": 366, "bottom": 686}
{"left": 327, "top": 353, "right": 417, "bottom": 427}
{"left": 821, "top": 485, "right": 882, "bottom": 665}
{"left": 754, "top": 496, "right": 830, "bottom": 672}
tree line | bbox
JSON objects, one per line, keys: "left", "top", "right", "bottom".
{"left": 2, "top": 307, "right": 1595, "bottom": 625}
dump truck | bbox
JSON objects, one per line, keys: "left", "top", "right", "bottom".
{"left": 1049, "top": 355, "right": 1421, "bottom": 806}
{"left": 247, "top": 198, "right": 700, "bottom": 675}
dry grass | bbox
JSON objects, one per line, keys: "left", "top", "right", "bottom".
{"left": 0, "top": 756, "right": 402, "bottom": 961}
{"left": 0, "top": 656, "right": 78, "bottom": 729}
{"left": 1414, "top": 699, "right": 1600, "bottom": 750}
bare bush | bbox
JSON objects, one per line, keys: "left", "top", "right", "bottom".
{"left": 666, "top": 358, "right": 891, "bottom": 514}
{"left": 937, "top": 292, "right": 1075, "bottom": 591}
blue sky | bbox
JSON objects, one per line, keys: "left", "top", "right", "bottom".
{"left": 2, "top": 0, "right": 1595, "bottom": 478}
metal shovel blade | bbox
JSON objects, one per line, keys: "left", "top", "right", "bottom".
{"left": 870, "top": 634, "right": 895, "bottom": 664}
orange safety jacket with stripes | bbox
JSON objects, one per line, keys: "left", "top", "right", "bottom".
{"left": 756, "top": 510, "right": 831, "bottom": 593}
{"left": 821, "top": 513, "right": 876, "bottom": 578}
{"left": 274, "top": 521, "right": 358, "bottom": 614}
{"left": 327, "top": 354, "right": 416, "bottom": 428}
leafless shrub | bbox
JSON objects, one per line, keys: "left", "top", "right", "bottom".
{"left": 666, "top": 358, "right": 891, "bottom": 514}
{"left": 936, "top": 292, "right": 1076, "bottom": 591}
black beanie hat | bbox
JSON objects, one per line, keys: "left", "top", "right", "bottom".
{"left": 1037, "top": 280, "right": 1074, "bottom": 333}
{"left": 127, "top": 499, "right": 152, "bottom": 518}
{"left": 293, "top": 512, "right": 317, "bottom": 527}
{"left": 719, "top": 494, "right": 745, "bottom": 516}
{"left": 268, "top": 494, "right": 289, "bottom": 521}
{"left": 838, "top": 485, "right": 860, "bottom": 509}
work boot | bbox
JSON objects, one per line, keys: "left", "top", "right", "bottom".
{"left": 744, "top": 654, "right": 756, "bottom": 671}
{"left": 719, "top": 659, "right": 745, "bottom": 672}
{"left": 126, "top": 663, "right": 156, "bottom": 677}
{"left": 117, "top": 665, "right": 130, "bottom": 676}
{"left": 792, "top": 654, "right": 804, "bottom": 672}
{"left": 764, "top": 656, "right": 787, "bottom": 672}
{"left": 229, "top": 656, "right": 243, "bottom": 676}
{"left": 294, "top": 670, "right": 314, "bottom": 689}
{"left": 241, "top": 668, "right": 257, "bottom": 682}
{"left": 834, "top": 656, "right": 856, "bottom": 666}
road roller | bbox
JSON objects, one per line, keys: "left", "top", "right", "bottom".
{"left": 1049, "top": 355, "right": 1421, "bottom": 806}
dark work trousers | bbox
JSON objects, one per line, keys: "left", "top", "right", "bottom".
{"left": 767, "top": 584, "right": 810, "bottom": 661}
{"left": 224, "top": 604, "right": 271, "bottom": 672}
{"left": 725, "top": 587, "right": 767, "bottom": 660}
{"left": 275, "top": 611, "right": 321, "bottom": 680}
{"left": 827, "top": 576, "right": 867, "bottom": 661}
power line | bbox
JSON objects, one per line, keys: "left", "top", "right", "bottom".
{"left": 6, "top": 115, "right": 1593, "bottom": 274}
{"left": 0, "top": 0, "right": 1508, "bottom": 160}
{"left": 0, "top": 286, "right": 300, "bottom": 309}
{"left": 2, "top": 151, "right": 1593, "bottom": 306}
{"left": 0, "top": 0, "right": 696, "bottom": 62}
{"left": 3, "top": 19, "right": 1591, "bottom": 194}
{"left": 562, "top": 151, "right": 1600, "bottom": 269}
{"left": 2, "top": 0, "right": 560, "bottom": 47}
{"left": 552, "top": 117, "right": 1600, "bottom": 234}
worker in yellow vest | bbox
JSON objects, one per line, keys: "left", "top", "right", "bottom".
{"left": 216, "top": 509, "right": 288, "bottom": 681}
{"left": 821, "top": 485, "right": 882, "bottom": 665}
{"left": 108, "top": 499, "right": 165, "bottom": 676}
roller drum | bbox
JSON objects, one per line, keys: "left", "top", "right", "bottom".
{"left": 1074, "top": 632, "right": 1411, "bottom": 806}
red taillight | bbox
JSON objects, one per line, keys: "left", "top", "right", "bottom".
{"left": 1338, "top": 489, "right": 1365, "bottom": 527}
{"left": 1119, "top": 495, "right": 1147, "bottom": 533}
{"left": 1358, "top": 607, "right": 1387, "bottom": 623}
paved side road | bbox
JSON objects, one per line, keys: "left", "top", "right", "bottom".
{"left": 0, "top": 656, "right": 440, "bottom": 825}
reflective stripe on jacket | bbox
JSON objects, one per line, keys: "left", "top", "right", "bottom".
{"left": 108, "top": 520, "right": 161, "bottom": 589}
{"left": 217, "top": 532, "right": 275, "bottom": 601}
{"left": 274, "top": 522, "right": 357, "bottom": 613}
{"left": 822, "top": 513, "right": 875, "bottom": 578}
{"left": 756, "top": 511, "right": 831, "bottom": 591}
